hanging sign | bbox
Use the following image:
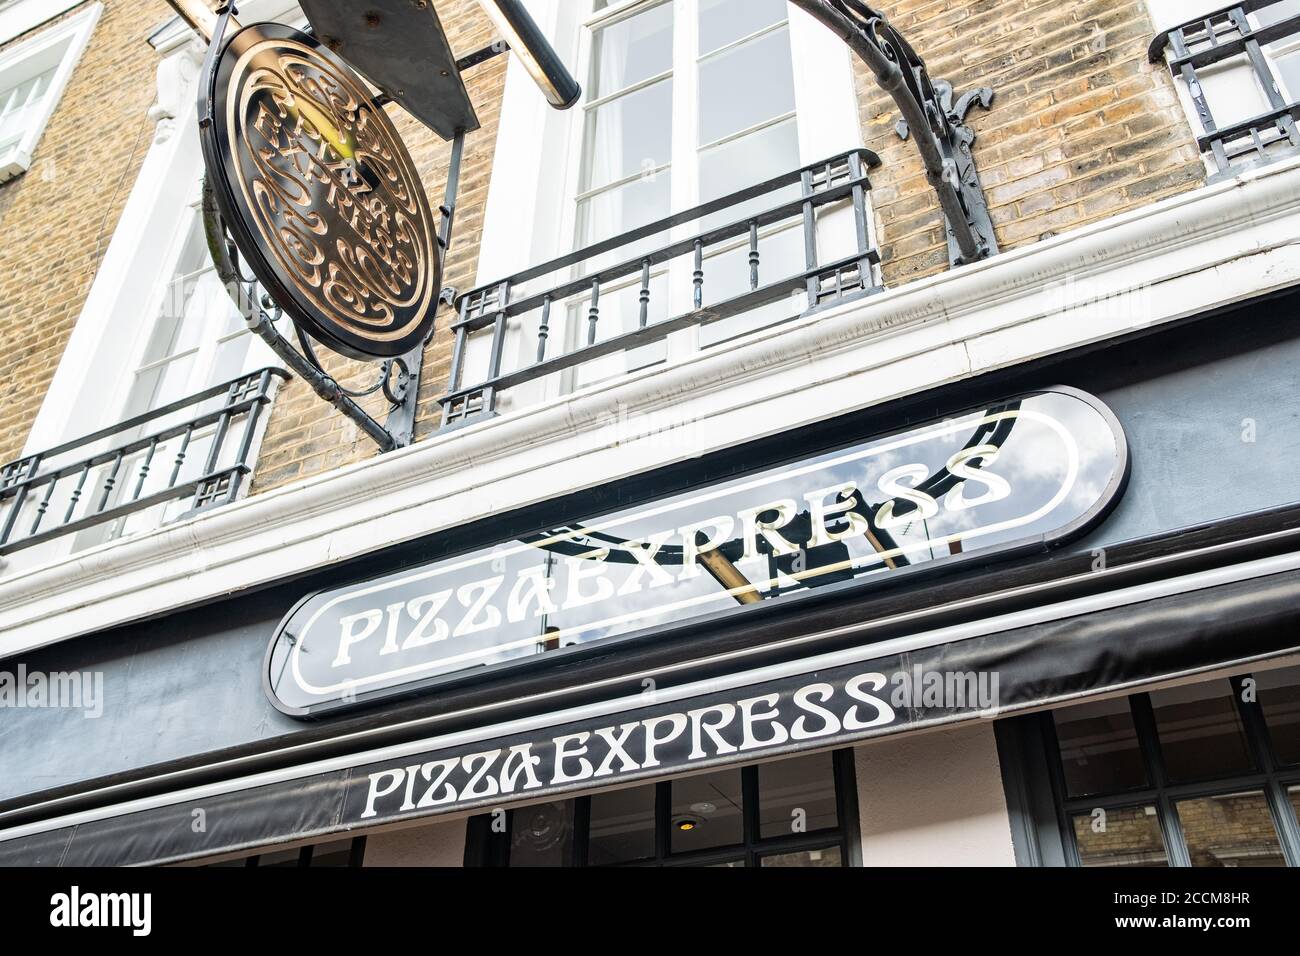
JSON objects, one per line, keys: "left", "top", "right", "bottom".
{"left": 265, "top": 388, "right": 1129, "bottom": 717}
{"left": 200, "top": 21, "right": 440, "bottom": 360}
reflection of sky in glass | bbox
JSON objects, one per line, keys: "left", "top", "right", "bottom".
{"left": 271, "top": 392, "right": 1123, "bottom": 710}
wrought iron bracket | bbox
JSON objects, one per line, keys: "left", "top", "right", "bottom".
{"left": 896, "top": 80, "right": 997, "bottom": 267}
{"left": 201, "top": 179, "right": 423, "bottom": 454}
{"left": 189, "top": 4, "right": 466, "bottom": 455}
{"left": 381, "top": 348, "right": 424, "bottom": 448}
{"left": 789, "top": 0, "right": 998, "bottom": 266}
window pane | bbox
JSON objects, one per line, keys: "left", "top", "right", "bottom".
{"left": 125, "top": 352, "right": 198, "bottom": 420}
{"left": 1177, "top": 791, "right": 1286, "bottom": 867}
{"left": 1253, "top": 0, "right": 1300, "bottom": 28}
{"left": 1071, "top": 805, "right": 1169, "bottom": 867}
{"left": 698, "top": 225, "right": 798, "bottom": 309}
{"left": 509, "top": 801, "right": 576, "bottom": 866}
{"left": 1276, "top": 49, "right": 1300, "bottom": 103}
{"left": 758, "top": 751, "right": 838, "bottom": 839}
{"left": 697, "top": 225, "right": 804, "bottom": 348}
{"left": 670, "top": 768, "right": 744, "bottom": 853}
{"left": 256, "top": 847, "right": 303, "bottom": 867}
{"left": 124, "top": 212, "right": 243, "bottom": 418}
{"left": 153, "top": 219, "right": 226, "bottom": 362}
{"left": 760, "top": 845, "right": 843, "bottom": 868}
{"left": 1150, "top": 681, "right": 1254, "bottom": 783}
{"left": 1054, "top": 697, "right": 1148, "bottom": 797}
{"left": 0, "top": 63, "right": 56, "bottom": 152}
{"left": 698, "top": 27, "right": 795, "bottom": 145}
{"left": 582, "top": 78, "right": 672, "bottom": 191}
{"left": 306, "top": 838, "right": 356, "bottom": 867}
{"left": 590, "top": 1, "right": 673, "bottom": 99}
{"left": 1289, "top": 786, "right": 1300, "bottom": 828}
{"left": 576, "top": 171, "right": 671, "bottom": 247}
{"left": 699, "top": 0, "right": 788, "bottom": 56}
{"left": 699, "top": 115, "right": 800, "bottom": 207}
{"left": 568, "top": 273, "right": 669, "bottom": 388}
{"left": 210, "top": 333, "right": 255, "bottom": 390}
{"left": 588, "top": 785, "right": 656, "bottom": 864}
{"left": 1256, "top": 666, "right": 1300, "bottom": 765}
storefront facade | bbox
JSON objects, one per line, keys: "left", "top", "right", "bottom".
{"left": 1, "top": 0, "right": 1300, "bottom": 868}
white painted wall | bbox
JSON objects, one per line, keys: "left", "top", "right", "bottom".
{"left": 854, "top": 722, "right": 1016, "bottom": 866}
{"left": 362, "top": 818, "right": 467, "bottom": 867}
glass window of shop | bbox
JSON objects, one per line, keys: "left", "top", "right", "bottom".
{"left": 202, "top": 836, "right": 366, "bottom": 868}
{"left": 1048, "top": 666, "right": 1300, "bottom": 867}
{"left": 465, "top": 749, "right": 856, "bottom": 867}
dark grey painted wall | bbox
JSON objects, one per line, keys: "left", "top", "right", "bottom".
{"left": 2, "top": 298, "right": 1298, "bottom": 804}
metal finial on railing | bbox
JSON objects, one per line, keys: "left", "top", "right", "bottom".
{"left": 587, "top": 279, "right": 601, "bottom": 346}
{"left": 692, "top": 240, "right": 705, "bottom": 310}
{"left": 638, "top": 260, "right": 652, "bottom": 328}
{"left": 537, "top": 295, "right": 552, "bottom": 362}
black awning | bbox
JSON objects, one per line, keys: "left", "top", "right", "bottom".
{"left": 4, "top": 563, "right": 1298, "bottom": 867}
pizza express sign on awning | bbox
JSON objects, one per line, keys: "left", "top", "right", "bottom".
{"left": 266, "top": 388, "right": 1129, "bottom": 716}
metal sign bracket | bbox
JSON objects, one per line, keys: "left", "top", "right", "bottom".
{"left": 791, "top": 0, "right": 999, "bottom": 266}
{"left": 201, "top": 135, "right": 463, "bottom": 454}
{"left": 189, "top": 2, "right": 467, "bottom": 453}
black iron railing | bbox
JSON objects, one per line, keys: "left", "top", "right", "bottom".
{"left": 0, "top": 368, "right": 286, "bottom": 557}
{"left": 1150, "top": 0, "right": 1300, "bottom": 177}
{"left": 439, "top": 149, "right": 882, "bottom": 427}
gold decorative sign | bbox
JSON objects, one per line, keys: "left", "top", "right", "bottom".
{"left": 202, "top": 23, "right": 439, "bottom": 360}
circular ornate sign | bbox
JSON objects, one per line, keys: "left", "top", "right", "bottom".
{"left": 201, "top": 23, "right": 439, "bottom": 361}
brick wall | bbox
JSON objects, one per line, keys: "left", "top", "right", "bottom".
{"left": 0, "top": 0, "right": 1211, "bottom": 501}
{"left": 255, "top": 0, "right": 1210, "bottom": 493}
{"left": 855, "top": 0, "right": 1206, "bottom": 285}
{"left": 248, "top": 0, "right": 506, "bottom": 494}
{"left": 0, "top": 0, "right": 165, "bottom": 464}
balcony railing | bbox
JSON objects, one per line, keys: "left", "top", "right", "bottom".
{"left": 0, "top": 368, "right": 286, "bottom": 558}
{"left": 438, "top": 148, "right": 882, "bottom": 427}
{"left": 1150, "top": 0, "right": 1300, "bottom": 177}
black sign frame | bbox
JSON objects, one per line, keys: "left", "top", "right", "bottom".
{"left": 264, "top": 387, "right": 1131, "bottom": 719}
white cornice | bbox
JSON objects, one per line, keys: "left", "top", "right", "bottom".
{"left": 3, "top": 156, "right": 1300, "bottom": 656}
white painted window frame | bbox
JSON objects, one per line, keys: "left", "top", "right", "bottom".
{"left": 1261, "top": 8, "right": 1300, "bottom": 99}
{"left": 0, "top": 1, "right": 100, "bottom": 183}
{"left": 560, "top": 0, "right": 805, "bottom": 383}
{"left": 473, "top": 0, "right": 866, "bottom": 409}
